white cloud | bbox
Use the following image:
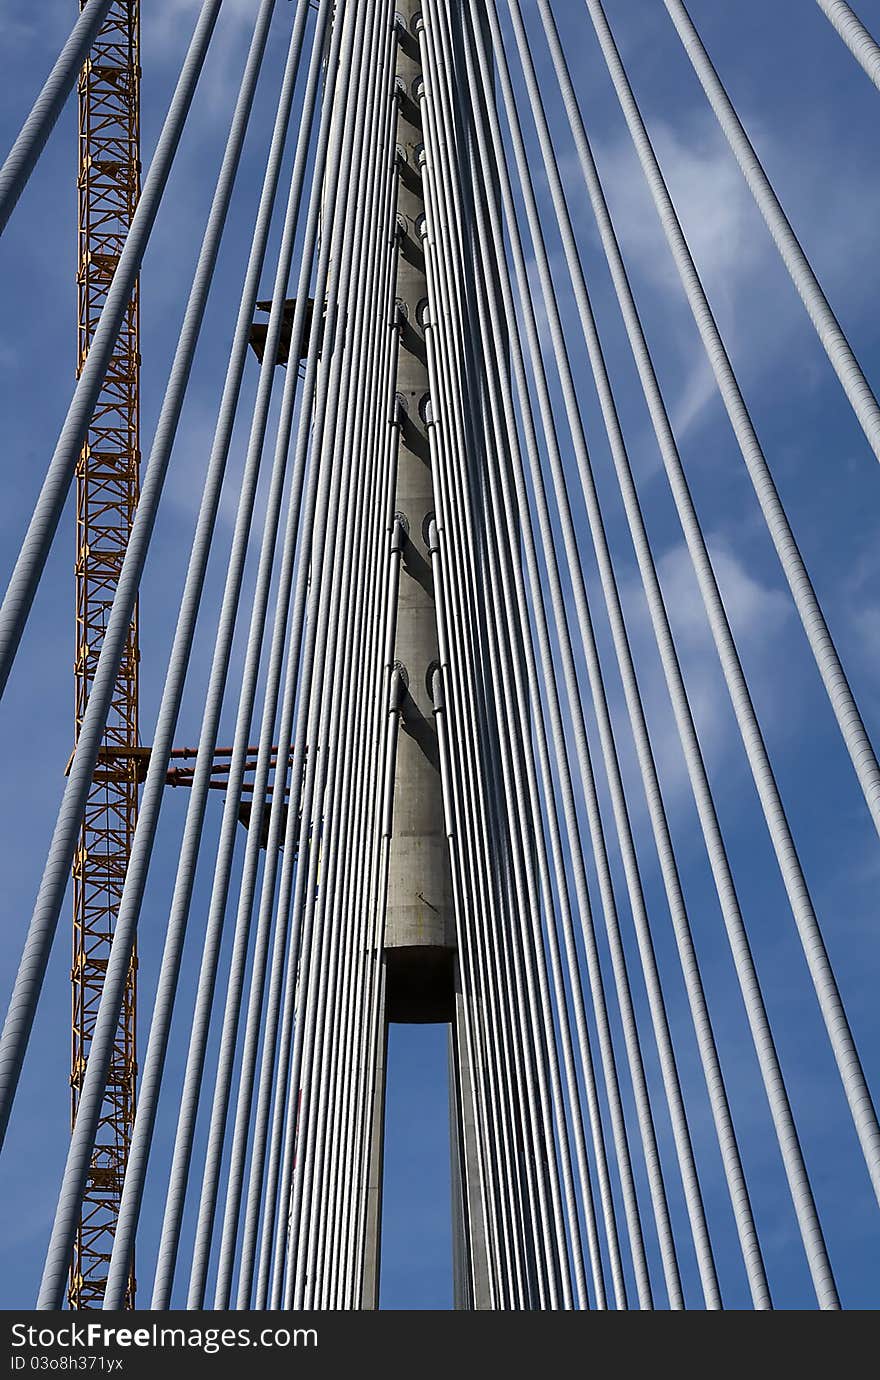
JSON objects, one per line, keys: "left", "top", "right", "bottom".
{"left": 850, "top": 601, "right": 880, "bottom": 651}
{"left": 667, "top": 346, "right": 716, "bottom": 440}
{"left": 663, "top": 539, "right": 790, "bottom": 647}
{"left": 600, "top": 114, "right": 767, "bottom": 307}
{"left": 587, "top": 106, "right": 880, "bottom": 441}
{"left": 0, "top": 17, "right": 36, "bottom": 48}
{"left": 837, "top": 541, "right": 880, "bottom": 721}
{"left": 142, "top": 0, "right": 267, "bottom": 122}
{"left": 143, "top": 0, "right": 257, "bottom": 55}
{"left": 617, "top": 535, "right": 792, "bottom": 808}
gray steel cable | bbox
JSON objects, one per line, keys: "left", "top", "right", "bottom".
{"left": 276, "top": 2, "right": 394, "bottom": 1301}
{"left": 490, "top": 0, "right": 732, "bottom": 1308}
{"left": 327, "top": 363, "right": 402, "bottom": 1309}
{"left": 464, "top": 375, "right": 610, "bottom": 1308}
{"left": 150, "top": 0, "right": 353, "bottom": 1309}
{"left": 0, "top": 0, "right": 223, "bottom": 704}
{"left": 420, "top": 12, "right": 600, "bottom": 1304}
{"left": 342, "top": 409, "right": 407, "bottom": 1301}
{"left": 194, "top": 33, "right": 389, "bottom": 1303}
{"left": 818, "top": 0, "right": 880, "bottom": 89}
{"left": 293, "top": 397, "right": 398, "bottom": 1311}
{"left": 307, "top": 322, "right": 395, "bottom": 1307}
{"left": 295, "top": 102, "right": 400, "bottom": 1309}
{"left": 329, "top": 70, "right": 448, "bottom": 1317}
{"left": 330, "top": 79, "right": 441, "bottom": 1303}
{"left": 0, "top": 0, "right": 114, "bottom": 235}
{"left": 502, "top": 2, "right": 838, "bottom": 1302}
{"left": 484, "top": 0, "right": 720, "bottom": 1307}
{"left": 284, "top": 9, "right": 410, "bottom": 1309}
{"left": 574, "top": 0, "right": 880, "bottom": 1271}
{"left": 296, "top": 378, "right": 393, "bottom": 1307}
{"left": 209, "top": 188, "right": 373, "bottom": 1310}
{"left": 425, "top": 240, "right": 558, "bottom": 1307}
{"left": 423, "top": 536, "right": 509, "bottom": 1312}
{"left": 243, "top": 165, "right": 396, "bottom": 1315}
{"left": 5, "top": 0, "right": 876, "bottom": 1319}
{"left": 418, "top": 84, "right": 550, "bottom": 1305}
{"left": 445, "top": 0, "right": 648, "bottom": 1309}
{"left": 421, "top": 237, "right": 544, "bottom": 1308}
{"left": 428, "top": 2, "right": 584, "bottom": 1305}
{"left": 272, "top": 420, "right": 362, "bottom": 1308}
{"left": 101, "top": 0, "right": 323, "bottom": 1311}
{"left": 316, "top": 366, "right": 398, "bottom": 1305}
{"left": 424, "top": 194, "right": 547, "bottom": 1315}
{"left": 418, "top": 58, "right": 577, "bottom": 1303}
{"left": 503, "top": 0, "right": 772, "bottom": 1308}
{"left": 431, "top": 664, "right": 514, "bottom": 1307}
{"left": 440, "top": 165, "right": 621, "bottom": 1307}
{"left": 664, "top": 0, "right": 880, "bottom": 516}
{"left": 432, "top": 493, "right": 571, "bottom": 1309}
{"left": 458, "top": 4, "right": 683, "bottom": 1310}
{"left": 578, "top": 0, "right": 878, "bottom": 864}
{"left": 464, "top": 0, "right": 687, "bottom": 1308}
{"left": 573, "top": 13, "right": 880, "bottom": 1230}
{"left": 538, "top": 0, "right": 847, "bottom": 1307}
{"left": 234, "top": 26, "right": 400, "bottom": 1308}
{"left": 540, "top": 0, "right": 853, "bottom": 1307}
{"left": 346, "top": 429, "right": 434, "bottom": 1305}
{"left": 255, "top": 0, "right": 394, "bottom": 1306}
{"left": 32, "top": 0, "right": 280, "bottom": 1311}
{"left": 276, "top": 326, "right": 398, "bottom": 1307}
{"left": 183, "top": 4, "right": 377, "bottom": 1310}
{"left": 453, "top": 126, "right": 627, "bottom": 1311}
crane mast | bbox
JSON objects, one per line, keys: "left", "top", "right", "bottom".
{"left": 71, "top": 0, "right": 140, "bottom": 1310}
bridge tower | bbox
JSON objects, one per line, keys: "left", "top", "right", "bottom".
{"left": 361, "top": 0, "right": 491, "bottom": 1310}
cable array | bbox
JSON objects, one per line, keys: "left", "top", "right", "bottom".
{"left": 0, "top": 0, "right": 879, "bottom": 1308}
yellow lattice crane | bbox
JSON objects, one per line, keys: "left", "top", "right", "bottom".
{"left": 71, "top": 0, "right": 140, "bottom": 1310}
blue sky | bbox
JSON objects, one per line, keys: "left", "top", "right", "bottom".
{"left": 0, "top": 0, "right": 879, "bottom": 1310}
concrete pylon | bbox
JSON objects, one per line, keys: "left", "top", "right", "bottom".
{"left": 360, "top": 0, "right": 491, "bottom": 1311}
